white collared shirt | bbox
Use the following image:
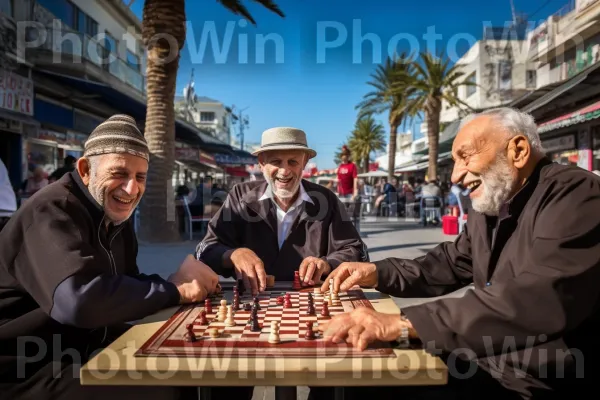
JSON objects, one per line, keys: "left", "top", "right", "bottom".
{"left": 259, "top": 182, "right": 314, "bottom": 248}
{"left": 0, "top": 159, "right": 17, "bottom": 217}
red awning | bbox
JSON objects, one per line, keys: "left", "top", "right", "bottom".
{"left": 538, "top": 100, "right": 600, "bottom": 133}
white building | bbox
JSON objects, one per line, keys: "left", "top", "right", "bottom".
{"left": 175, "top": 95, "right": 231, "bottom": 145}
{"left": 526, "top": 0, "right": 600, "bottom": 88}
{"left": 440, "top": 36, "right": 535, "bottom": 123}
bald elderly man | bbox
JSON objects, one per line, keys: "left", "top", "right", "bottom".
{"left": 320, "top": 108, "right": 600, "bottom": 400}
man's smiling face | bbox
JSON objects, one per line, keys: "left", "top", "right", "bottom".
{"left": 451, "top": 116, "right": 519, "bottom": 216}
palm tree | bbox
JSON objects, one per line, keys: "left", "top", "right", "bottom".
{"left": 348, "top": 116, "right": 386, "bottom": 173}
{"left": 138, "top": 0, "right": 284, "bottom": 242}
{"left": 356, "top": 54, "right": 413, "bottom": 181}
{"left": 400, "top": 52, "right": 475, "bottom": 181}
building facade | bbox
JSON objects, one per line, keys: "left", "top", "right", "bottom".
{"left": 175, "top": 95, "right": 231, "bottom": 145}
{"left": 516, "top": 0, "right": 600, "bottom": 172}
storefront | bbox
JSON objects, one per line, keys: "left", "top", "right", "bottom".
{"left": 0, "top": 68, "right": 37, "bottom": 187}
{"left": 593, "top": 125, "right": 600, "bottom": 171}
{"left": 541, "top": 133, "right": 579, "bottom": 166}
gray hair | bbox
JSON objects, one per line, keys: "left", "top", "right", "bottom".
{"left": 459, "top": 107, "right": 544, "bottom": 153}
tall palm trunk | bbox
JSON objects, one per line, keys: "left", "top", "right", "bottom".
{"left": 426, "top": 96, "right": 442, "bottom": 181}
{"left": 363, "top": 145, "right": 370, "bottom": 173}
{"left": 387, "top": 121, "right": 399, "bottom": 180}
{"left": 138, "top": 0, "right": 186, "bottom": 242}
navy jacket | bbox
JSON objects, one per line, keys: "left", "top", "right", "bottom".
{"left": 0, "top": 171, "right": 179, "bottom": 374}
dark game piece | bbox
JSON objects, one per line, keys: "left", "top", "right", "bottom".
{"left": 306, "top": 303, "right": 315, "bottom": 315}
{"left": 276, "top": 296, "right": 284, "bottom": 305}
{"left": 204, "top": 298, "right": 212, "bottom": 314}
{"left": 320, "top": 302, "right": 330, "bottom": 318}
{"left": 292, "top": 271, "right": 302, "bottom": 290}
{"left": 243, "top": 302, "right": 252, "bottom": 311}
{"left": 184, "top": 323, "right": 197, "bottom": 342}
{"left": 253, "top": 297, "right": 261, "bottom": 310}
{"left": 250, "top": 311, "right": 261, "bottom": 332}
{"left": 198, "top": 310, "right": 208, "bottom": 325}
{"left": 304, "top": 321, "right": 316, "bottom": 340}
{"left": 284, "top": 297, "right": 292, "bottom": 308}
{"left": 233, "top": 297, "right": 240, "bottom": 310}
{"left": 247, "top": 307, "right": 258, "bottom": 325}
{"left": 237, "top": 279, "right": 245, "bottom": 295}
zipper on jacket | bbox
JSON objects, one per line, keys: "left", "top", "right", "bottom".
{"left": 98, "top": 215, "right": 117, "bottom": 275}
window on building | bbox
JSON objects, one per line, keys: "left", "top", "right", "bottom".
{"left": 465, "top": 72, "right": 476, "bottom": 97}
{"left": 104, "top": 33, "right": 118, "bottom": 54}
{"left": 126, "top": 50, "right": 140, "bottom": 71}
{"left": 86, "top": 16, "right": 98, "bottom": 37}
{"left": 36, "top": 0, "right": 74, "bottom": 27}
{"left": 200, "top": 112, "right": 215, "bottom": 122}
{"left": 526, "top": 70, "right": 536, "bottom": 88}
{"left": 0, "top": 0, "right": 13, "bottom": 18}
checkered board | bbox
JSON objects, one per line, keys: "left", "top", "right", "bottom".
{"left": 136, "top": 282, "right": 396, "bottom": 358}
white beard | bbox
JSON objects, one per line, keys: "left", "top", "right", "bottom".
{"left": 263, "top": 173, "right": 301, "bottom": 199}
{"left": 471, "top": 155, "right": 516, "bottom": 216}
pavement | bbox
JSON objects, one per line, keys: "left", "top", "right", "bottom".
{"left": 136, "top": 218, "right": 471, "bottom": 400}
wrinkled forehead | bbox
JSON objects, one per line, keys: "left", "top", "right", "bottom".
{"left": 95, "top": 153, "right": 149, "bottom": 174}
{"left": 452, "top": 115, "right": 507, "bottom": 154}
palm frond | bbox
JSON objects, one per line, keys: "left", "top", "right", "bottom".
{"left": 217, "top": 0, "right": 285, "bottom": 25}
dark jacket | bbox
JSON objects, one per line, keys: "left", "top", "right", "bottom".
{"left": 375, "top": 158, "right": 600, "bottom": 398}
{"left": 197, "top": 179, "right": 368, "bottom": 280}
{"left": 0, "top": 171, "right": 180, "bottom": 375}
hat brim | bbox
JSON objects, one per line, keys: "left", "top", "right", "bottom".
{"left": 252, "top": 145, "right": 317, "bottom": 159}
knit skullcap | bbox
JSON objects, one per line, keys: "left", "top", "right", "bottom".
{"left": 83, "top": 114, "right": 149, "bottom": 161}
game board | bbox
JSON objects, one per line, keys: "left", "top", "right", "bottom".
{"left": 136, "top": 281, "right": 396, "bottom": 358}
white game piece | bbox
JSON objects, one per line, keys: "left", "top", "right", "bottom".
{"left": 209, "top": 327, "right": 220, "bottom": 338}
{"left": 220, "top": 299, "right": 227, "bottom": 307}
{"left": 268, "top": 321, "right": 280, "bottom": 344}
{"left": 314, "top": 287, "right": 321, "bottom": 294}
{"left": 329, "top": 278, "right": 334, "bottom": 293}
{"left": 327, "top": 295, "right": 333, "bottom": 306}
{"left": 225, "top": 305, "right": 236, "bottom": 327}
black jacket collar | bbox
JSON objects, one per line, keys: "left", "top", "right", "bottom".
{"left": 68, "top": 171, "right": 105, "bottom": 223}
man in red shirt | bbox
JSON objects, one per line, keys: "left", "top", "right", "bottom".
{"left": 337, "top": 145, "right": 358, "bottom": 197}
{"left": 336, "top": 145, "right": 360, "bottom": 233}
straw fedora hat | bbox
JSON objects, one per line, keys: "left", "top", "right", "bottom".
{"left": 252, "top": 127, "right": 317, "bottom": 159}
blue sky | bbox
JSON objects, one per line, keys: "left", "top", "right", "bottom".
{"left": 129, "top": 0, "right": 559, "bottom": 170}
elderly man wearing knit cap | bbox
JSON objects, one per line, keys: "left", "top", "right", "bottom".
{"left": 0, "top": 115, "right": 217, "bottom": 399}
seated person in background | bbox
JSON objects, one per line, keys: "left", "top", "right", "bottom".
{"left": 320, "top": 107, "right": 600, "bottom": 400}
{"left": 197, "top": 127, "right": 368, "bottom": 296}
{"left": 0, "top": 115, "right": 219, "bottom": 400}
{"left": 48, "top": 155, "right": 77, "bottom": 182}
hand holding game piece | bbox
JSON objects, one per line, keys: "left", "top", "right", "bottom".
{"left": 298, "top": 256, "right": 332, "bottom": 286}
{"left": 227, "top": 248, "right": 267, "bottom": 296}
{"left": 168, "top": 255, "right": 220, "bottom": 303}
{"left": 320, "top": 262, "right": 378, "bottom": 294}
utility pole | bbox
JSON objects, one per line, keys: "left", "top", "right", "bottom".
{"left": 231, "top": 106, "right": 249, "bottom": 151}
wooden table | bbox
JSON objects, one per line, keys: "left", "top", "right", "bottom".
{"left": 80, "top": 289, "right": 447, "bottom": 398}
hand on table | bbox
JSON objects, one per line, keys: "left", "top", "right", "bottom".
{"left": 168, "top": 254, "right": 220, "bottom": 303}
{"left": 298, "top": 257, "right": 331, "bottom": 286}
{"left": 319, "top": 307, "right": 416, "bottom": 351}
{"left": 320, "top": 262, "right": 378, "bottom": 293}
{"left": 229, "top": 248, "right": 266, "bottom": 296}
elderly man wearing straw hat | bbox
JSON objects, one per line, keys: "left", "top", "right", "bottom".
{"left": 197, "top": 127, "right": 368, "bottom": 296}
{"left": 0, "top": 114, "right": 218, "bottom": 399}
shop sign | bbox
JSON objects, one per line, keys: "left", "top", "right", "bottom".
{"left": 0, "top": 69, "right": 34, "bottom": 116}
{"left": 538, "top": 100, "right": 600, "bottom": 133}
{"left": 176, "top": 147, "right": 199, "bottom": 161}
{"left": 199, "top": 151, "right": 217, "bottom": 168}
{"left": 214, "top": 153, "right": 257, "bottom": 165}
{"left": 0, "top": 117, "right": 22, "bottom": 133}
{"left": 542, "top": 135, "right": 576, "bottom": 153}
{"left": 34, "top": 129, "right": 67, "bottom": 143}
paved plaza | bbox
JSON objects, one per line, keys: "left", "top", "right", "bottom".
{"left": 137, "top": 219, "right": 470, "bottom": 400}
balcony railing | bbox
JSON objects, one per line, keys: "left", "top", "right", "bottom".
{"left": 34, "top": 28, "right": 145, "bottom": 95}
